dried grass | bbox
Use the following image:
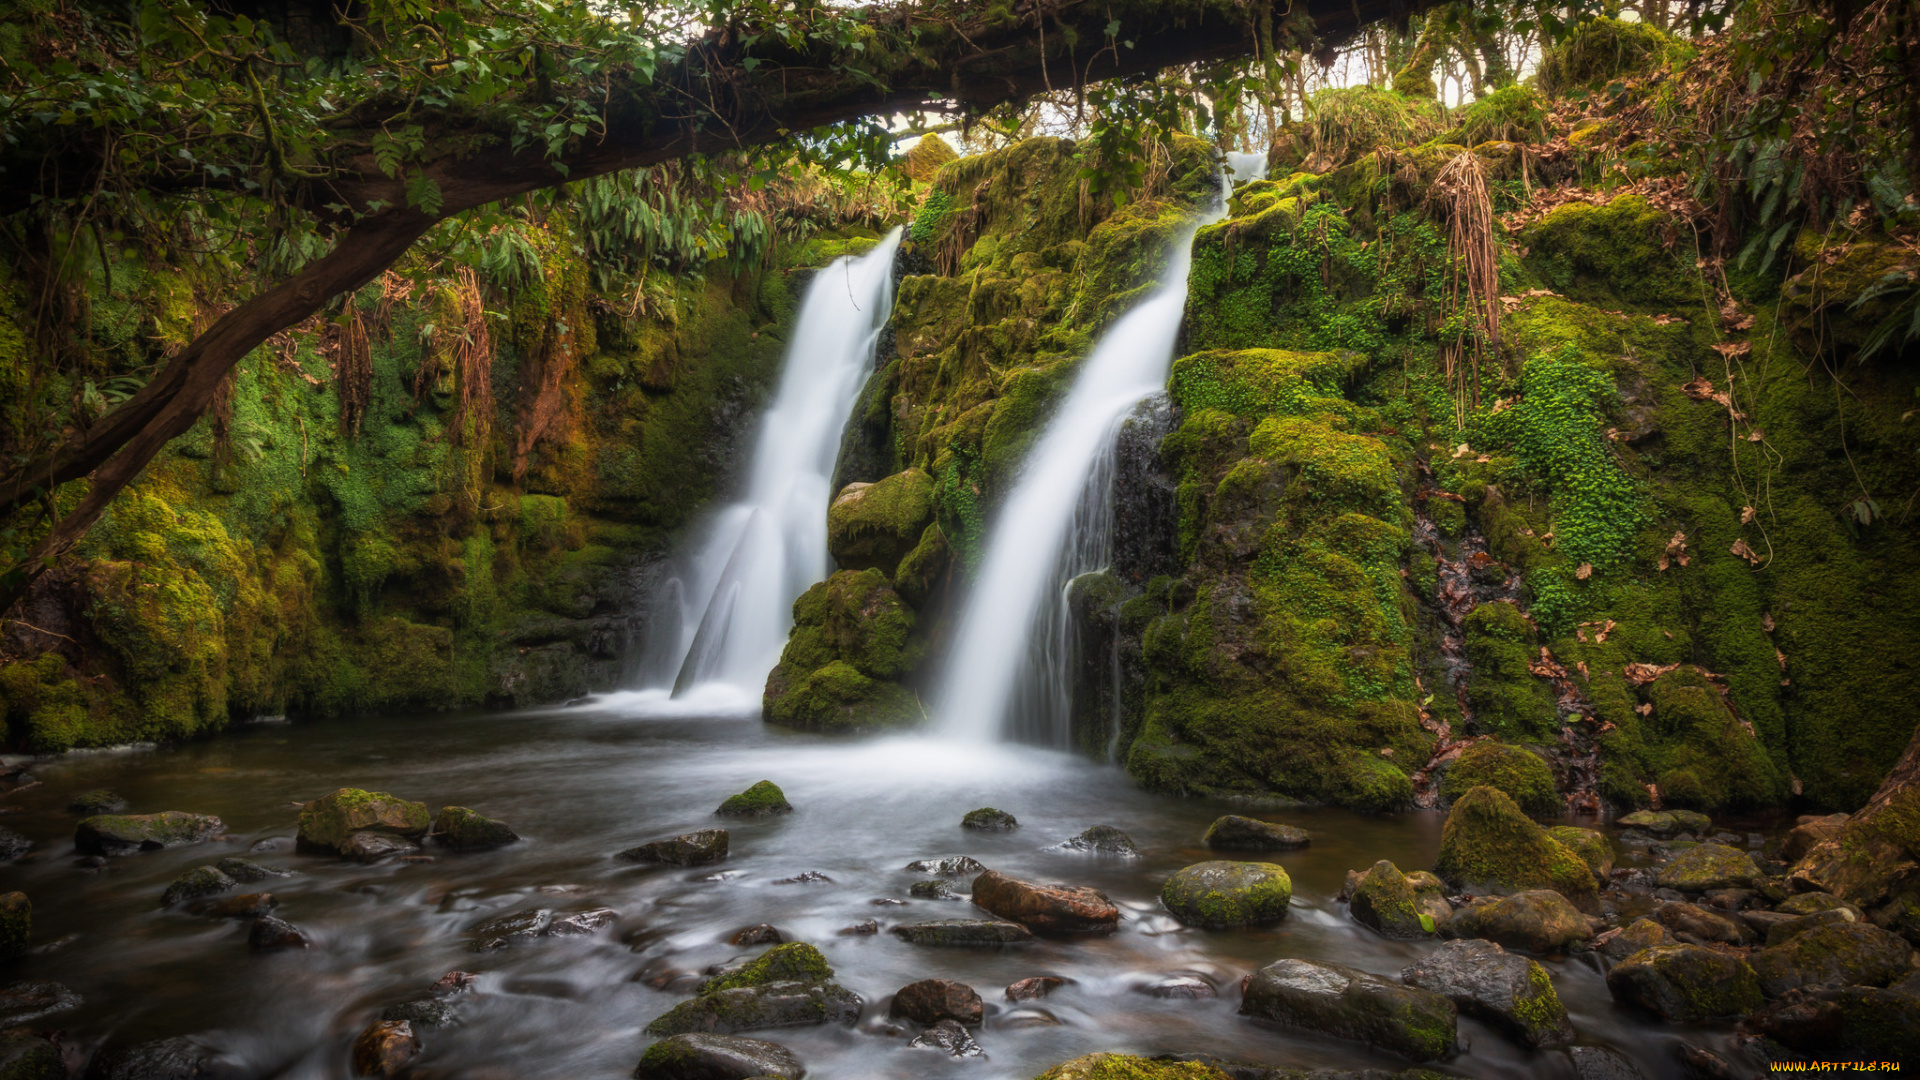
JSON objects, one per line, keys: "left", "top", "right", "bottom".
{"left": 1431, "top": 151, "right": 1499, "bottom": 425}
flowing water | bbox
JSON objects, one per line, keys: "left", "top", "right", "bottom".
{"left": 634, "top": 229, "right": 904, "bottom": 709}
{"left": 2, "top": 704, "right": 1753, "bottom": 1079}
{"left": 935, "top": 193, "right": 1227, "bottom": 746}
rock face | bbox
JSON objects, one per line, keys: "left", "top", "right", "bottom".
{"left": 1445, "top": 890, "right": 1593, "bottom": 953}
{"left": 431, "top": 807, "right": 520, "bottom": 851}
{"left": 1748, "top": 921, "right": 1915, "bottom": 996}
{"left": 971, "top": 869, "right": 1119, "bottom": 932}
{"left": 161, "top": 866, "right": 236, "bottom": 907}
{"left": 296, "top": 789, "right": 428, "bottom": 855}
{"left": 1400, "top": 939, "right": 1574, "bottom": 1048}
{"left": 75, "top": 811, "right": 223, "bottom": 855}
{"left": 1240, "top": 958, "right": 1457, "bottom": 1062}
{"left": 351, "top": 1019, "right": 419, "bottom": 1077}
{"left": 715, "top": 781, "right": 793, "bottom": 817}
{"left": 1653, "top": 901, "right": 1749, "bottom": 945}
{"left": 633, "top": 1033, "right": 804, "bottom": 1080}
{"left": 1654, "top": 842, "right": 1761, "bottom": 891}
{"left": 826, "top": 468, "right": 935, "bottom": 576}
{"left": 961, "top": 807, "right": 1018, "bottom": 831}
{"left": 1055, "top": 825, "right": 1140, "bottom": 856}
{"left": 1605, "top": 944, "right": 1763, "bottom": 1021}
{"left": 619, "top": 829, "right": 729, "bottom": 866}
{"left": 1202, "top": 815, "right": 1309, "bottom": 851}
{"left": 1348, "top": 860, "right": 1445, "bottom": 939}
{"left": 1781, "top": 813, "right": 1848, "bottom": 862}
{"left": 1434, "top": 787, "right": 1598, "bottom": 908}
{"left": 1160, "top": 861, "right": 1292, "bottom": 929}
{"left": 891, "top": 920, "right": 1035, "bottom": 946}
{"left": 889, "top": 978, "right": 983, "bottom": 1026}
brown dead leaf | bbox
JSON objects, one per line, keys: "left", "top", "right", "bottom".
{"left": 1635, "top": 702, "right": 1654, "bottom": 716}
{"left": 1596, "top": 619, "right": 1616, "bottom": 642}
{"left": 1663, "top": 630, "right": 1673, "bottom": 639}
{"left": 1529, "top": 646, "right": 1568, "bottom": 679}
{"left": 1597, "top": 721, "right": 1616, "bottom": 734}
{"left": 1658, "top": 530, "right": 1689, "bottom": 571}
{"left": 1378, "top": 747, "right": 1394, "bottom": 758}
{"left": 1776, "top": 648, "right": 1788, "bottom": 671}
{"left": 1651, "top": 313, "right": 1687, "bottom": 326}
{"left": 1575, "top": 562, "right": 1593, "bottom": 580}
{"left": 1624, "top": 661, "right": 1678, "bottom": 686}
{"left": 1762, "top": 612, "right": 1775, "bottom": 632}
{"left": 1681, "top": 377, "right": 1716, "bottom": 400}
{"left": 1741, "top": 505, "right": 1757, "bottom": 524}
{"left": 1577, "top": 660, "right": 1590, "bottom": 679}
{"left": 1746, "top": 429, "right": 1765, "bottom": 442}
{"left": 1730, "top": 537, "right": 1763, "bottom": 565}
{"left": 1712, "top": 340, "right": 1752, "bottom": 360}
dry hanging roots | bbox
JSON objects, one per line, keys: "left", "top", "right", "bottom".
{"left": 446, "top": 266, "right": 493, "bottom": 451}
{"left": 1432, "top": 151, "right": 1500, "bottom": 423}
{"left": 329, "top": 302, "right": 373, "bottom": 437}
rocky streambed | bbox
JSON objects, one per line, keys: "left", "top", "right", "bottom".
{"left": 0, "top": 699, "right": 1867, "bottom": 1078}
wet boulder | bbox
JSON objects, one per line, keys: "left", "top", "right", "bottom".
{"left": 1653, "top": 901, "right": 1751, "bottom": 946}
{"left": 1135, "top": 974, "right": 1215, "bottom": 999}
{"left": 1445, "top": 890, "right": 1593, "bottom": 954}
{"left": 340, "top": 831, "right": 419, "bottom": 863}
{"left": 1781, "top": 813, "right": 1848, "bottom": 863}
{"left": 1440, "top": 741, "right": 1561, "bottom": 816}
{"left": 1568, "top": 1045, "right": 1649, "bottom": 1080}
{"left": 1031, "top": 1055, "right": 1232, "bottom": 1080}
{"left": 971, "top": 869, "right": 1119, "bottom": 932}
{"left": 380, "top": 997, "right": 455, "bottom": 1029}
{"left": 67, "top": 789, "right": 126, "bottom": 815}
{"left": 1055, "top": 825, "right": 1140, "bottom": 857}
{"left": 634, "top": 1033, "right": 803, "bottom": 1080}
{"left": 0, "top": 980, "right": 79, "bottom": 1026}
{"left": 1765, "top": 907, "right": 1858, "bottom": 946}
{"left": 75, "top": 812, "right": 223, "bottom": 856}
{"left": 1400, "top": 938, "right": 1573, "bottom": 1048}
{"left": 468, "top": 909, "right": 551, "bottom": 950}
{"left": 889, "top": 978, "right": 983, "bottom": 1026}
{"left": 904, "top": 855, "right": 983, "bottom": 876}
{"left": 1776, "top": 891, "right": 1861, "bottom": 918}
{"left": 1240, "top": 958, "right": 1458, "bottom": 1062}
{"left": 1202, "top": 815, "right": 1309, "bottom": 851}
{"left": 1160, "top": 861, "right": 1291, "bottom": 929}
{"left": 1618, "top": 809, "right": 1712, "bottom": 837}
{"left": 1548, "top": 826, "right": 1614, "bottom": 881}
{"left": 618, "top": 829, "right": 729, "bottom": 867}
{"left": 891, "top": 920, "right": 1034, "bottom": 946}
{"left": 195, "top": 892, "right": 276, "bottom": 919}
{"left": 295, "top": 789, "right": 427, "bottom": 855}
{"left": 908, "top": 1018, "right": 981, "bottom": 1057}
{"left": 1747, "top": 984, "right": 1920, "bottom": 1060}
{"left": 698, "top": 944, "right": 834, "bottom": 994}
{"left": 350, "top": 1019, "right": 419, "bottom": 1077}
{"left": 1605, "top": 944, "right": 1763, "bottom": 1022}
{"left": 715, "top": 781, "right": 792, "bottom": 817}
{"left": 1006, "top": 976, "right": 1064, "bottom": 1001}
{"left": 0, "top": 826, "right": 30, "bottom": 862}
{"left": 248, "top": 915, "right": 311, "bottom": 951}
{"left": 215, "top": 857, "right": 290, "bottom": 883}
{"left": 161, "top": 866, "right": 236, "bottom": 907}
{"left": 431, "top": 807, "right": 520, "bottom": 851}
{"left": 1434, "top": 787, "right": 1598, "bottom": 910}
{"left": 909, "top": 878, "right": 963, "bottom": 901}
{"left": 730, "top": 924, "right": 783, "bottom": 946}
{"left": 85, "top": 1035, "right": 230, "bottom": 1080}
{"left": 644, "top": 981, "right": 863, "bottom": 1037}
{"left": 826, "top": 469, "right": 935, "bottom": 576}
{"left": 762, "top": 570, "right": 924, "bottom": 732}
{"left": 961, "top": 807, "right": 1018, "bottom": 831}
{"left": 1749, "top": 921, "right": 1915, "bottom": 997}
{"left": 546, "top": 907, "right": 617, "bottom": 936}
{"left": 1594, "top": 917, "right": 1674, "bottom": 960}
{"left": 0, "top": 892, "right": 29, "bottom": 957}
{"left": 1348, "top": 860, "right": 1444, "bottom": 939}
{"left": 1655, "top": 843, "right": 1761, "bottom": 892}
{"left": 0, "top": 1029, "right": 61, "bottom": 1080}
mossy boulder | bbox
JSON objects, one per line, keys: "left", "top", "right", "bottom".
{"left": 1617, "top": 809, "right": 1712, "bottom": 836}
{"left": 892, "top": 523, "right": 951, "bottom": 610}
{"left": 1748, "top": 984, "right": 1920, "bottom": 1061}
{"left": 1160, "top": 861, "right": 1292, "bottom": 929}
{"left": 1749, "top": 922, "right": 1915, "bottom": 997}
{"left": 1240, "top": 958, "right": 1458, "bottom": 1062}
{"left": 76, "top": 811, "right": 224, "bottom": 856}
{"left": 1202, "top": 815, "right": 1309, "bottom": 850}
{"left": 643, "top": 981, "right": 863, "bottom": 1038}
{"left": 1445, "top": 890, "right": 1593, "bottom": 954}
{"left": 715, "top": 781, "right": 792, "bottom": 817}
{"left": 67, "top": 789, "right": 126, "bottom": 815}
{"left": 890, "top": 919, "right": 1034, "bottom": 946}
{"left": 961, "top": 807, "right": 1017, "bottom": 831}
{"left": 296, "top": 789, "right": 428, "bottom": 855}
{"left": 698, "top": 943, "right": 834, "bottom": 994}
{"left": 827, "top": 470, "right": 936, "bottom": 576}
{"left": 1349, "top": 860, "right": 1442, "bottom": 939}
{"left": 1655, "top": 843, "right": 1762, "bottom": 892}
{"left": 619, "top": 829, "right": 729, "bottom": 867}
{"left": 1597, "top": 916, "right": 1674, "bottom": 960}
{"left": 1440, "top": 742, "right": 1560, "bottom": 816}
{"left": 1605, "top": 944, "right": 1764, "bottom": 1022}
{"left": 0, "top": 1030, "right": 64, "bottom": 1080}
{"left": 0, "top": 893, "right": 28, "bottom": 957}
{"left": 1537, "top": 16, "right": 1676, "bottom": 94}
{"left": 763, "top": 570, "right": 922, "bottom": 732}
{"left": 633, "top": 1032, "right": 803, "bottom": 1080}
{"left": 1031, "top": 1055, "right": 1231, "bottom": 1080}
{"left": 1400, "top": 939, "right": 1573, "bottom": 1049}
{"left": 1433, "top": 787, "right": 1599, "bottom": 909}
{"left": 899, "top": 133, "right": 958, "bottom": 184}
{"left": 160, "top": 866, "right": 236, "bottom": 907}
{"left": 1548, "top": 826, "right": 1614, "bottom": 881}
{"left": 424, "top": 806, "right": 515, "bottom": 851}
{"left": 1522, "top": 195, "right": 1695, "bottom": 310}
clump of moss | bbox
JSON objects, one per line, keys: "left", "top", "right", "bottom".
{"left": 697, "top": 942, "right": 833, "bottom": 993}
{"left": 1303, "top": 86, "right": 1446, "bottom": 169}
{"left": 1032, "top": 1054, "right": 1232, "bottom": 1080}
{"left": 1537, "top": 17, "right": 1678, "bottom": 96}
{"left": 762, "top": 569, "right": 924, "bottom": 732}
{"left": 296, "top": 788, "right": 430, "bottom": 854}
{"left": 1441, "top": 741, "right": 1560, "bottom": 815}
{"left": 826, "top": 469, "right": 936, "bottom": 576}
{"left": 1434, "top": 786, "right": 1599, "bottom": 907}
{"left": 899, "top": 133, "right": 958, "bottom": 184}
{"left": 1520, "top": 196, "right": 1696, "bottom": 310}
{"left": 715, "top": 780, "right": 793, "bottom": 817}
{"left": 1454, "top": 85, "right": 1550, "bottom": 146}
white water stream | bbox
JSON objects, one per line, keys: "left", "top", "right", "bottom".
{"left": 633, "top": 229, "right": 903, "bottom": 710}
{"left": 935, "top": 187, "right": 1228, "bottom": 744}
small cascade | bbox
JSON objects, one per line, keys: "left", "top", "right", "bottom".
{"left": 634, "top": 229, "right": 904, "bottom": 705}
{"left": 935, "top": 185, "right": 1226, "bottom": 745}
{"left": 1222, "top": 150, "right": 1269, "bottom": 187}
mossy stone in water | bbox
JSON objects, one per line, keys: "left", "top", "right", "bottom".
{"left": 1548, "top": 826, "right": 1614, "bottom": 880}
{"left": 0, "top": 1028, "right": 64, "bottom": 1080}
{"left": 962, "top": 807, "right": 1017, "bottom": 831}
{"left": 432, "top": 807, "right": 520, "bottom": 851}
{"left": 75, "top": 811, "right": 223, "bottom": 856}
{"left": 826, "top": 469, "right": 936, "bottom": 577}
{"left": 1749, "top": 922, "right": 1915, "bottom": 997}
{"left": 1598, "top": 917, "right": 1674, "bottom": 960}
{"left": 1161, "top": 861, "right": 1292, "bottom": 929}
{"left": 1434, "top": 786, "right": 1598, "bottom": 909}
{"left": 1031, "top": 1054, "right": 1232, "bottom": 1080}
{"left": 634, "top": 1033, "right": 804, "bottom": 1080}
{"left": 67, "top": 789, "right": 126, "bottom": 815}
{"left": 1607, "top": 944, "right": 1763, "bottom": 1022}
{"left": 0, "top": 893, "right": 28, "bottom": 957}
{"left": 1618, "top": 809, "right": 1712, "bottom": 836}
{"left": 1655, "top": 842, "right": 1761, "bottom": 892}
{"left": 1348, "top": 860, "right": 1438, "bottom": 939}
{"left": 643, "top": 981, "right": 862, "bottom": 1038}
{"left": 1241, "top": 958, "right": 1458, "bottom": 1062}
{"left": 1400, "top": 938, "right": 1574, "bottom": 1049}
{"left": 1440, "top": 742, "right": 1560, "bottom": 816}
{"left": 698, "top": 943, "right": 833, "bottom": 994}
{"left": 1446, "top": 890, "right": 1593, "bottom": 954}
{"left": 1202, "top": 815, "right": 1309, "bottom": 851}
{"left": 715, "top": 781, "right": 792, "bottom": 817}
{"left": 160, "top": 866, "right": 235, "bottom": 907}
{"left": 296, "top": 789, "right": 428, "bottom": 854}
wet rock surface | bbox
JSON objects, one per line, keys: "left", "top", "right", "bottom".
{"left": 1347, "top": 859, "right": 1445, "bottom": 939}
{"left": 1160, "top": 861, "right": 1292, "bottom": 929}
{"left": 1605, "top": 944, "right": 1764, "bottom": 1022}
{"left": 1748, "top": 921, "right": 1915, "bottom": 996}
{"left": 908, "top": 1018, "right": 982, "bottom": 1056}
{"left": 1654, "top": 843, "right": 1762, "bottom": 892}
{"left": 961, "top": 807, "right": 1018, "bottom": 831}
{"left": 0, "top": 826, "right": 31, "bottom": 861}
{"left": 889, "top": 978, "right": 983, "bottom": 1025}
{"left": 891, "top": 919, "right": 1035, "bottom": 946}
{"left": 161, "top": 866, "right": 236, "bottom": 907}
{"left": 1006, "top": 976, "right": 1065, "bottom": 1001}
{"left": 904, "top": 855, "right": 984, "bottom": 875}
{"left": 0, "top": 980, "right": 80, "bottom": 1025}
{"left": 645, "top": 981, "right": 863, "bottom": 1037}
{"left": 75, "top": 812, "right": 223, "bottom": 856}
{"left": 67, "top": 789, "right": 127, "bottom": 815}
{"left": 714, "top": 781, "right": 792, "bottom": 817}
{"left": 1202, "top": 815, "right": 1309, "bottom": 851}
{"left": 971, "top": 869, "right": 1120, "bottom": 932}
{"left": 1055, "top": 825, "right": 1141, "bottom": 857}
{"left": 248, "top": 915, "right": 311, "bottom": 951}
{"left": 1240, "top": 958, "right": 1458, "bottom": 1061}
{"left": 1445, "top": 889, "right": 1593, "bottom": 953}
{"left": 619, "top": 829, "right": 730, "bottom": 866}
{"left": 296, "top": 789, "right": 428, "bottom": 855}
{"left": 350, "top": 1019, "right": 419, "bottom": 1077}
{"left": 430, "top": 806, "right": 520, "bottom": 851}
{"left": 1400, "top": 938, "right": 1574, "bottom": 1048}
{"left": 633, "top": 1032, "right": 804, "bottom": 1079}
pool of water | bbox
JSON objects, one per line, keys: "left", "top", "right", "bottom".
{"left": 2, "top": 696, "right": 1757, "bottom": 1078}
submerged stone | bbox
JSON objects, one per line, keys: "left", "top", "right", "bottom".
{"left": 890, "top": 919, "right": 1034, "bottom": 946}
{"left": 85, "top": 1036, "right": 228, "bottom": 1080}
{"left": 161, "top": 866, "right": 236, "bottom": 907}
{"left": 889, "top": 978, "right": 983, "bottom": 1026}
{"left": 961, "top": 807, "right": 1018, "bottom": 831}
{"left": 1006, "top": 976, "right": 1064, "bottom": 1001}
{"left": 0, "top": 980, "right": 80, "bottom": 1026}
{"left": 1400, "top": 938, "right": 1574, "bottom": 1048}
{"left": 634, "top": 1033, "right": 804, "bottom": 1080}
{"left": 340, "top": 831, "right": 419, "bottom": 862}
{"left": 1202, "top": 815, "right": 1309, "bottom": 851}
{"left": 295, "top": 789, "right": 427, "bottom": 854}
{"left": 1055, "top": 824, "right": 1140, "bottom": 857}
{"left": 909, "top": 878, "right": 962, "bottom": 901}
{"left": 1160, "top": 860, "right": 1292, "bottom": 929}
{"left": 67, "top": 789, "right": 127, "bottom": 815}
{"left": 431, "top": 806, "right": 520, "bottom": 851}
{"left": 249, "top": 915, "right": 311, "bottom": 951}
{"left": 643, "top": 981, "right": 862, "bottom": 1037}
{"left": 1240, "top": 958, "right": 1458, "bottom": 1062}
{"left": 971, "top": 869, "right": 1119, "bottom": 932}
{"left": 1617, "top": 809, "right": 1711, "bottom": 836}
{"left": 0, "top": 827, "right": 30, "bottom": 862}
{"left": 215, "top": 857, "right": 291, "bottom": 883}
{"left": 618, "top": 829, "right": 729, "bottom": 866}
{"left": 75, "top": 811, "right": 223, "bottom": 856}
{"left": 908, "top": 1018, "right": 981, "bottom": 1057}
{"left": 904, "top": 855, "right": 984, "bottom": 875}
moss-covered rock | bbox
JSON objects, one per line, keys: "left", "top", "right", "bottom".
{"left": 1349, "top": 860, "right": 1441, "bottom": 939}
{"left": 1749, "top": 984, "right": 1920, "bottom": 1060}
{"left": 1597, "top": 916, "right": 1675, "bottom": 960}
{"left": 962, "top": 807, "right": 1018, "bottom": 831}
{"left": 1202, "top": 815, "right": 1310, "bottom": 850}
{"left": 1618, "top": 809, "right": 1712, "bottom": 836}
{"left": 1445, "top": 890, "right": 1593, "bottom": 954}
{"left": 75, "top": 811, "right": 224, "bottom": 856}
{"left": 1749, "top": 922, "right": 1915, "bottom": 997}
{"left": 1160, "top": 860, "right": 1292, "bottom": 929}
{"left": 643, "top": 980, "right": 863, "bottom": 1038}
{"left": 1029, "top": 1054, "right": 1230, "bottom": 1080}
{"left": 633, "top": 1032, "right": 804, "bottom": 1080}
{"left": 1434, "top": 787, "right": 1599, "bottom": 908}
{"left": 826, "top": 469, "right": 936, "bottom": 577}
{"left": 160, "top": 866, "right": 236, "bottom": 907}
{"left": 762, "top": 570, "right": 923, "bottom": 732}
{"left": 1400, "top": 938, "right": 1573, "bottom": 1049}
{"left": 431, "top": 807, "right": 520, "bottom": 851}
{"left": 1655, "top": 843, "right": 1762, "bottom": 892}
{"left": 1441, "top": 742, "right": 1560, "bottom": 815}
{"left": 1241, "top": 958, "right": 1457, "bottom": 1062}
{"left": 296, "top": 789, "right": 428, "bottom": 854}
{"left": 1606, "top": 944, "right": 1763, "bottom": 1022}
{"left": 0, "top": 1029, "right": 63, "bottom": 1080}
{"left": 698, "top": 943, "right": 834, "bottom": 994}
{"left": 899, "top": 134, "right": 958, "bottom": 184}
{"left": 715, "top": 780, "right": 793, "bottom": 817}
{"left": 1548, "top": 826, "right": 1614, "bottom": 880}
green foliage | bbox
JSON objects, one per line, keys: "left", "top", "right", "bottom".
{"left": 1304, "top": 86, "right": 1445, "bottom": 168}
{"left": 1537, "top": 16, "right": 1678, "bottom": 95}
{"left": 1454, "top": 86, "right": 1549, "bottom": 145}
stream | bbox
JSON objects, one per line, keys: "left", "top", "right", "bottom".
{"left": 2, "top": 696, "right": 1762, "bottom": 1079}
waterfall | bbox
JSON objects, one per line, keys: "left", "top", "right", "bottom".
{"left": 1222, "top": 150, "right": 1269, "bottom": 186}
{"left": 935, "top": 186, "right": 1227, "bottom": 744}
{"left": 635, "top": 229, "right": 904, "bottom": 706}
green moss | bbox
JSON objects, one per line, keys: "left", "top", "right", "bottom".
{"left": 1521, "top": 196, "right": 1696, "bottom": 310}
{"left": 697, "top": 942, "right": 833, "bottom": 993}
{"left": 826, "top": 468, "right": 935, "bottom": 575}
{"left": 1454, "top": 86, "right": 1549, "bottom": 145}
{"left": 1548, "top": 825, "right": 1614, "bottom": 880}
{"left": 296, "top": 787, "right": 430, "bottom": 853}
{"left": 1434, "top": 786, "right": 1599, "bottom": 905}
{"left": 715, "top": 780, "right": 793, "bottom": 816}
{"left": 1538, "top": 17, "right": 1678, "bottom": 95}
{"left": 1030, "top": 1054, "right": 1231, "bottom": 1080}
{"left": 1441, "top": 741, "right": 1560, "bottom": 815}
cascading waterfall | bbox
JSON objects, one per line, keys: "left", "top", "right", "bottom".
{"left": 935, "top": 184, "right": 1228, "bottom": 744}
{"left": 634, "top": 228, "right": 903, "bottom": 707}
